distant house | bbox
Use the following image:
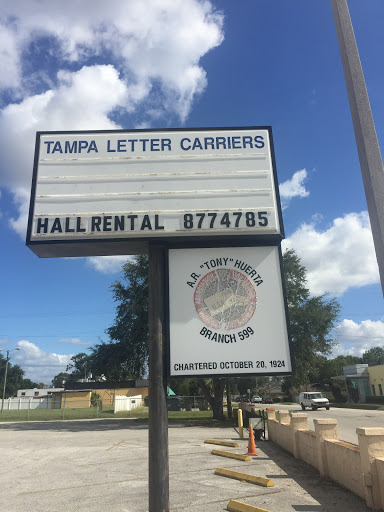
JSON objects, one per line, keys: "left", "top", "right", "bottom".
{"left": 331, "top": 364, "right": 370, "bottom": 402}
{"left": 50, "top": 380, "right": 149, "bottom": 409}
{"left": 50, "top": 389, "right": 93, "bottom": 409}
{"left": 17, "top": 387, "right": 64, "bottom": 399}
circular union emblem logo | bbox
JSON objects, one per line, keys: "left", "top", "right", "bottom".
{"left": 194, "top": 268, "right": 257, "bottom": 330}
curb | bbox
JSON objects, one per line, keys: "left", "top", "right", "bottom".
{"left": 215, "top": 468, "right": 274, "bottom": 487}
{"left": 211, "top": 449, "right": 250, "bottom": 461}
{"left": 205, "top": 439, "right": 240, "bottom": 447}
{"left": 227, "top": 499, "right": 272, "bottom": 512}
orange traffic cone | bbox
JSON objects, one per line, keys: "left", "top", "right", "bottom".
{"left": 246, "top": 423, "right": 258, "bottom": 456}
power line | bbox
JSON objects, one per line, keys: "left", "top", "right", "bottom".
{"left": 0, "top": 309, "right": 115, "bottom": 319}
{"left": 0, "top": 333, "right": 106, "bottom": 338}
{"left": 335, "top": 335, "right": 384, "bottom": 339}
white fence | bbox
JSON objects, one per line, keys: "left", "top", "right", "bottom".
{"left": 1, "top": 397, "right": 60, "bottom": 410}
{"left": 114, "top": 395, "right": 143, "bottom": 413}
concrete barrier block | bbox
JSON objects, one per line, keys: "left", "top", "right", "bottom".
{"left": 357, "top": 427, "right": 384, "bottom": 510}
{"left": 278, "top": 410, "right": 290, "bottom": 425}
{"left": 291, "top": 413, "right": 309, "bottom": 459}
{"left": 314, "top": 418, "right": 339, "bottom": 477}
{"left": 291, "top": 413, "right": 308, "bottom": 431}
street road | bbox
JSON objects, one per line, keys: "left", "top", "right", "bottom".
{"left": 261, "top": 404, "right": 384, "bottom": 445}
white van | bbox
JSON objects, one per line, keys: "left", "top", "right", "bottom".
{"left": 299, "top": 392, "right": 330, "bottom": 410}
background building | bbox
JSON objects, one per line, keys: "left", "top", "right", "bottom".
{"left": 50, "top": 379, "right": 149, "bottom": 409}
{"left": 368, "top": 365, "right": 384, "bottom": 397}
{"left": 17, "top": 387, "right": 64, "bottom": 398}
{"left": 332, "top": 364, "right": 370, "bottom": 403}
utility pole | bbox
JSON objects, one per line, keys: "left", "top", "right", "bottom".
{"left": 1, "top": 348, "right": 21, "bottom": 412}
{"left": 330, "top": 0, "right": 384, "bottom": 297}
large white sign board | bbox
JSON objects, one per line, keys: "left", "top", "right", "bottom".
{"left": 168, "top": 246, "right": 292, "bottom": 377}
{"left": 26, "top": 127, "right": 283, "bottom": 257}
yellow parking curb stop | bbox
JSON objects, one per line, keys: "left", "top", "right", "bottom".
{"left": 211, "top": 449, "right": 250, "bottom": 461}
{"left": 227, "top": 498, "right": 272, "bottom": 512}
{"left": 215, "top": 468, "right": 274, "bottom": 487}
{"left": 205, "top": 440, "right": 240, "bottom": 447}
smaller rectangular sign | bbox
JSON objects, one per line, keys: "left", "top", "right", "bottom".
{"left": 168, "top": 246, "right": 292, "bottom": 378}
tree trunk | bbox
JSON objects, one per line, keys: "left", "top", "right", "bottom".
{"left": 226, "top": 379, "right": 232, "bottom": 419}
{"left": 198, "top": 378, "right": 225, "bottom": 419}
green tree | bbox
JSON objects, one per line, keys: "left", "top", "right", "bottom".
{"left": 0, "top": 354, "right": 25, "bottom": 398}
{"left": 362, "top": 346, "right": 384, "bottom": 366}
{"left": 236, "top": 378, "right": 255, "bottom": 397}
{"left": 168, "top": 378, "right": 201, "bottom": 397}
{"left": 90, "top": 341, "right": 136, "bottom": 382}
{"left": 329, "top": 354, "right": 362, "bottom": 374}
{"left": 312, "top": 354, "right": 362, "bottom": 401}
{"left": 314, "top": 354, "right": 362, "bottom": 386}
{"left": 51, "top": 372, "right": 72, "bottom": 388}
{"left": 198, "top": 378, "right": 226, "bottom": 419}
{"left": 89, "top": 255, "right": 149, "bottom": 380}
{"left": 52, "top": 353, "right": 94, "bottom": 388}
{"left": 105, "top": 254, "right": 149, "bottom": 378}
{"left": 282, "top": 249, "right": 340, "bottom": 394}
{"left": 66, "top": 352, "right": 92, "bottom": 380}
{"left": 236, "top": 376, "right": 269, "bottom": 397}
{"left": 20, "top": 378, "right": 39, "bottom": 389}
{"left": 225, "top": 378, "right": 236, "bottom": 418}
{"left": 167, "top": 378, "right": 231, "bottom": 418}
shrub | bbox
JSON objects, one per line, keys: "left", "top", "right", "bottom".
{"left": 91, "top": 392, "right": 101, "bottom": 408}
{"left": 179, "top": 397, "right": 193, "bottom": 411}
{"left": 366, "top": 396, "right": 384, "bottom": 404}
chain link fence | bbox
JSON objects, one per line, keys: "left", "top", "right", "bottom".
{"left": 165, "top": 396, "right": 210, "bottom": 412}
{"left": 0, "top": 395, "right": 213, "bottom": 422}
{"left": 0, "top": 398, "right": 145, "bottom": 422}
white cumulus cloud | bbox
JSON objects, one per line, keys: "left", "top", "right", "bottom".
{"left": 14, "top": 340, "right": 73, "bottom": 384}
{"left": 0, "top": 65, "right": 127, "bottom": 189}
{"left": 0, "top": 0, "right": 224, "bottom": 254}
{"left": 0, "top": 1, "right": 223, "bottom": 118}
{"left": 0, "top": 65, "right": 129, "bottom": 236}
{"left": 0, "top": 23, "right": 20, "bottom": 89}
{"left": 279, "top": 169, "right": 309, "bottom": 209}
{"left": 283, "top": 211, "right": 380, "bottom": 296}
{"left": 86, "top": 255, "right": 133, "bottom": 274}
{"left": 334, "top": 319, "right": 384, "bottom": 356}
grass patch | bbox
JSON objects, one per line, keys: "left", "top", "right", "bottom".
{"left": 168, "top": 410, "right": 213, "bottom": 420}
{"left": 0, "top": 406, "right": 146, "bottom": 422}
{"left": 0, "top": 407, "right": 226, "bottom": 423}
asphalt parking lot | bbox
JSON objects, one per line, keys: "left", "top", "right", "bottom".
{"left": 1, "top": 419, "right": 371, "bottom": 512}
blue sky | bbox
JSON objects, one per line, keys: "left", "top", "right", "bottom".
{"left": 0, "top": 0, "right": 383, "bottom": 384}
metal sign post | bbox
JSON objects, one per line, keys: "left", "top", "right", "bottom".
{"left": 331, "top": 0, "right": 384, "bottom": 296}
{"left": 148, "top": 244, "right": 169, "bottom": 512}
